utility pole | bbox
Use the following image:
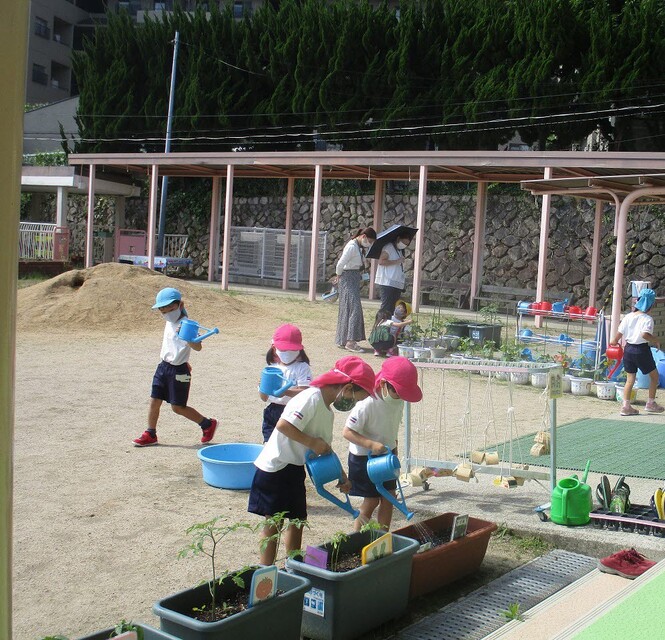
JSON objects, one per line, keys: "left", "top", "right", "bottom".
{"left": 156, "top": 30, "right": 179, "bottom": 256}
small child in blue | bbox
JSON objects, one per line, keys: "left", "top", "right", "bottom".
{"left": 259, "top": 324, "right": 313, "bottom": 442}
{"left": 610, "top": 287, "right": 664, "bottom": 416}
{"left": 343, "top": 356, "right": 422, "bottom": 531}
{"left": 133, "top": 287, "right": 218, "bottom": 447}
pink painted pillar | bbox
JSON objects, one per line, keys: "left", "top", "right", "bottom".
{"left": 410, "top": 165, "right": 428, "bottom": 313}
{"left": 220, "top": 165, "right": 234, "bottom": 290}
{"left": 85, "top": 165, "right": 96, "bottom": 267}
{"left": 469, "top": 181, "right": 488, "bottom": 310}
{"left": 308, "top": 165, "right": 323, "bottom": 302}
{"left": 207, "top": 177, "right": 221, "bottom": 282}
{"left": 588, "top": 199, "right": 603, "bottom": 308}
{"left": 282, "top": 177, "right": 295, "bottom": 290}
{"left": 535, "top": 167, "right": 553, "bottom": 328}
{"left": 369, "top": 179, "right": 384, "bottom": 300}
{"left": 146, "top": 164, "right": 159, "bottom": 271}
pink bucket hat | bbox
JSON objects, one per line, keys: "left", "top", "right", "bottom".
{"left": 310, "top": 356, "right": 376, "bottom": 395}
{"left": 375, "top": 356, "right": 423, "bottom": 402}
{"left": 272, "top": 324, "right": 304, "bottom": 351}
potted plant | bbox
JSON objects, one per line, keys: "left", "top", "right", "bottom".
{"left": 392, "top": 512, "right": 497, "bottom": 599}
{"left": 75, "top": 621, "right": 181, "bottom": 640}
{"left": 553, "top": 351, "right": 573, "bottom": 392}
{"left": 593, "top": 356, "right": 616, "bottom": 399}
{"left": 498, "top": 341, "right": 522, "bottom": 381}
{"left": 468, "top": 304, "right": 503, "bottom": 347}
{"left": 153, "top": 515, "right": 311, "bottom": 640}
{"left": 286, "top": 528, "right": 419, "bottom": 640}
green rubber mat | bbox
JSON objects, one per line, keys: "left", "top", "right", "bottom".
{"left": 489, "top": 418, "right": 665, "bottom": 480}
{"left": 570, "top": 563, "right": 665, "bottom": 639}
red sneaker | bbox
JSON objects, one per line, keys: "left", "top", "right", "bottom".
{"left": 133, "top": 430, "right": 158, "bottom": 447}
{"left": 598, "top": 548, "right": 656, "bottom": 579}
{"left": 201, "top": 419, "right": 218, "bottom": 444}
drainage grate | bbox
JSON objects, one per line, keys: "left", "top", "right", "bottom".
{"left": 395, "top": 550, "right": 597, "bottom": 640}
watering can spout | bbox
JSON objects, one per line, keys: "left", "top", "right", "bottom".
{"left": 191, "top": 327, "right": 220, "bottom": 344}
{"left": 313, "top": 485, "right": 360, "bottom": 519}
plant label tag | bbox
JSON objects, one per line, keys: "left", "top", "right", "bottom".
{"left": 248, "top": 565, "right": 278, "bottom": 607}
{"left": 361, "top": 532, "right": 393, "bottom": 565}
{"left": 451, "top": 514, "right": 469, "bottom": 541}
{"left": 548, "top": 368, "right": 563, "bottom": 399}
{"left": 303, "top": 587, "right": 325, "bottom": 617}
{"left": 304, "top": 545, "right": 328, "bottom": 569}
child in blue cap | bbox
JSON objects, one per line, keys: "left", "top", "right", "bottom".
{"left": 610, "top": 287, "right": 664, "bottom": 416}
{"left": 132, "top": 287, "right": 218, "bottom": 446}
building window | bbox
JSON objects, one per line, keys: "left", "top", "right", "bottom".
{"left": 31, "top": 64, "right": 48, "bottom": 85}
{"left": 233, "top": 1, "right": 251, "bottom": 18}
{"left": 34, "top": 17, "right": 50, "bottom": 39}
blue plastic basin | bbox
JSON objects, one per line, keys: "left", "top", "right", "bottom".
{"left": 197, "top": 443, "right": 263, "bottom": 490}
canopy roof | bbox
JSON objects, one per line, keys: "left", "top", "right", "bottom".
{"left": 69, "top": 150, "right": 665, "bottom": 199}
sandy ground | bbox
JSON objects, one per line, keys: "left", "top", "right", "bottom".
{"left": 12, "top": 265, "right": 659, "bottom": 639}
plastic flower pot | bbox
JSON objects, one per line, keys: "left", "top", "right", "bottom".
{"left": 286, "top": 531, "right": 419, "bottom": 640}
{"left": 616, "top": 385, "right": 638, "bottom": 403}
{"left": 397, "top": 345, "right": 414, "bottom": 359}
{"left": 393, "top": 513, "right": 497, "bottom": 599}
{"left": 153, "top": 569, "right": 310, "bottom": 640}
{"left": 510, "top": 371, "right": 530, "bottom": 385}
{"left": 595, "top": 381, "right": 616, "bottom": 400}
{"left": 570, "top": 377, "right": 593, "bottom": 396}
{"left": 530, "top": 371, "right": 549, "bottom": 388}
{"left": 562, "top": 374, "right": 573, "bottom": 393}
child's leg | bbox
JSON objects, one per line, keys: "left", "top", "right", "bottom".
{"left": 284, "top": 522, "right": 305, "bottom": 558}
{"left": 645, "top": 369, "right": 664, "bottom": 412}
{"left": 623, "top": 372, "right": 636, "bottom": 403}
{"left": 260, "top": 522, "right": 278, "bottom": 566}
{"left": 376, "top": 497, "right": 395, "bottom": 530}
{"left": 171, "top": 404, "right": 205, "bottom": 423}
{"left": 148, "top": 397, "right": 162, "bottom": 429}
{"left": 354, "top": 497, "right": 380, "bottom": 531}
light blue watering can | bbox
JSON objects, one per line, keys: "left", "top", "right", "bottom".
{"left": 259, "top": 366, "right": 296, "bottom": 398}
{"left": 178, "top": 318, "right": 220, "bottom": 344}
{"left": 366, "top": 451, "right": 414, "bottom": 520}
{"left": 305, "top": 451, "right": 359, "bottom": 518}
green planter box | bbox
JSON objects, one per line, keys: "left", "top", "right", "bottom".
{"left": 445, "top": 321, "right": 471, "bottom": 338}
{"left": 468, "top": 323, "right": 503, "bottom": 347}
{"left": 153, "top": 569, "right": 310, "bottom": 640}
{"left": 286, "top": 531, "right": 419, "bottom": 640}
{"left": 78, "top": 623, "right": 180, "bottom": 639}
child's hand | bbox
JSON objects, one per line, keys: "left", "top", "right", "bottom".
{"left": 310, "top": 438, "right": 331, "bottom": 456}
{"left": 369, "top": 442, "right": 387, "bottom": 455}
{"left": 337, "top": 476, "right": 352, "bottom": 494}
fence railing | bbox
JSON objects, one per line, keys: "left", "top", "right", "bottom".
{"left": 19, "top": 222, "right": 70, "bottom": 261}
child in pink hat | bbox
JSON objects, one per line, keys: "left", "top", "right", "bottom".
{"left": 259, "top": 324, "right": 313, "bottom": 442}
{"left": 343, "top": 356, "right": 422, "bottom": 530}
{"left": 249, "top": 356, "right": 376, "bottom": 565}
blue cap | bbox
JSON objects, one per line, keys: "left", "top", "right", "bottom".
{"left": 152, "top": 287, "right": 181, "bottom": 309}
{"left": 635, "top": 288, "right": 656, "bottom": 312}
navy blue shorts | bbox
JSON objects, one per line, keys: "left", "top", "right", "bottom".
{"left": 248, "top": 464, "right": 307, "bottom": 520}
{"left": 348, "top": 451, "right": 397, "bottom": 498}
{"left": 262, "top": 403, "right": 285, "bottom": 443}
{"left": 623, "top": 343, "right": 656, "bottom": 375}
{"left": 150, "top": 360, "right": 191, "bottom": 406}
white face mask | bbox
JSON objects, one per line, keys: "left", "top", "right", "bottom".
{"left": 381, "top": 384, "right": 403, "bottom": 404}
{"left": 396, "top": 241, "right": 409, "bottom": 250}
{"left": 276, "top": 349, "right": 299, "bottom": 365}
{"left": 361, "top": 238, "right": 372, "bottom": 249}
{"left": 163, "top": 308, "right": 182, "bottom": 323}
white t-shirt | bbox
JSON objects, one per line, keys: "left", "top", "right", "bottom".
{"left": 254, "top": 386, "right": 334, "bottom": 472}
{"left": 345, "top": 395, "right": 404, "bottom": 456}
{"left": 335, "top": 239, "right": 365, "bottom": 275}
{"left": 618, "top": 312, "right": 654, "bottom": 345}
{"left": 160, "top": 319, "right": 191, "bottom": 366}
{"left": 374, "top": 242, "right": 405, "bottom": 289}
{"left": 266, "top": 360, "right": 313, "bottom": 405}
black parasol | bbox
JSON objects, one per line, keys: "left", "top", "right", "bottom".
{"left": 366, "top": 224, "right": 418, "bottom": 260}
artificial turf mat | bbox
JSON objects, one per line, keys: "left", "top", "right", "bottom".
{"left": 489, "top": 418, "right": 665, "bottom": 480}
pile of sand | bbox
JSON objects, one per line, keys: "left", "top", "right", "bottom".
{"left": 17, "top": 263, "right": 256, "bottom": 333}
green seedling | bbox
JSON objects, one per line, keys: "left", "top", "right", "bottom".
{"left": 179, "top": 517, "right": 256, "bottom": 616}
{"left": 501, "top": 602, "right": 524, "bottom": 622}
{"left": 259, "top": 511, "right": 309, "bottom": 564}
{"left": 329, "top": 531, "right": 350, "bottom": 571}
{"left": 360, "top": 518, "right": 385, "bottom": 541}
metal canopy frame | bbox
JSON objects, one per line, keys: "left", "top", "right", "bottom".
{"left": 68, "top": 150, "right": 665, "bottom": 333}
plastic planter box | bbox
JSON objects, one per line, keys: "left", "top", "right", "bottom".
{"left": 393, "top": 512, "right": 497, "bottom": 599}
{"left": 445, "top": 321, "right": 471, "bottom": 338}
{"left": 78, "top": 623, "right": 180, "bottom": 639}
{"left": 286, "top": 531, "right": 419, "bottom": 640}
{"left": 153, "top": 569, "right": 310, "bottom": 640}
{"left": 468, "top": 323, "right": 503, "bottom": 348}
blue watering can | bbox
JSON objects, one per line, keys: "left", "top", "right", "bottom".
{"left": 305, "top": 451, "right": 359, "bottom": 518}
{"left": 178, "top": 318, "right": 220, "bottom": 344}
{"left": 366, "top": 451, "right": 414, "bottom": 520}
{"left": 259, "top": 366, "right": 296, "bottom": 398}
{"left": 551, "top": 299, "right": 568, "bottom": 313}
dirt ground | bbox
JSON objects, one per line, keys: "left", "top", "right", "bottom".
{"left": 12, "top": 264, "right": 615, "bottom": 640}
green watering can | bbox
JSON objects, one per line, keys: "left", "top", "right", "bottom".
{"left": 550, "top": 460, "right": 593, "bottom": 526}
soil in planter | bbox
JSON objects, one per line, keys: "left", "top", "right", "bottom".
{"left": 191, "top": 588, "right": 284, "bottom": 622}
{"left": 411, "top": 523, "right": 453, "bottom": 548}
{"left": 328, "top": 551, "right": 363, "bottom": 572}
